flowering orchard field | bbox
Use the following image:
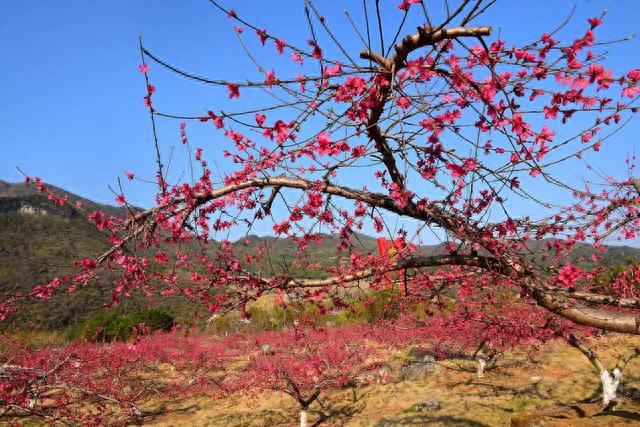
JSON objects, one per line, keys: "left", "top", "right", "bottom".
{"left": 2, "top": 314, "right": 639, "bottom": 425}
{"left": 3, "top": 0, "right": 640, "bottom": 424}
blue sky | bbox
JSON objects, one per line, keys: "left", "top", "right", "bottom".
{"left": 2, "top": 0, "right": 640, "bottom": 240}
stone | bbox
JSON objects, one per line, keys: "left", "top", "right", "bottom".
{"left": 407, "top": 346, "right": 431, "bottom": 360}
{"left": 18, "top": 204, "right": 47, "bottom": 216}
{"left": 400, "top": 347, "right": 442, "bottom": 380}
{"left": 415, "top": 397, "right": 441, "bottom": 411}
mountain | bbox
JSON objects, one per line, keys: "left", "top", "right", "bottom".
{"left": 1, "top": 179, "right": 640, "bottom": 330}
{"left": 0, "top": 180, "right": 136, "bottom": 330}
{"left": 0, "top": 179, "right": 128, "bottom": 219}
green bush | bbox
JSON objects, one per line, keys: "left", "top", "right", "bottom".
{"left": 70, "top": 308, "right": 175, "bottom": 342}
{"left": 337, "top": 289, "right": 402, "bottom": 324}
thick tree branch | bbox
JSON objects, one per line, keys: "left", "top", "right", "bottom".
{"left": 359, "top": 25, "right": 490, "bottom": 191}
{"left": 278, "top": 253, "right": 510, "bottom": 288}
{"left": 537, "top": 291, "right": 640, "bottom": 334}
{"left": 392, "top": 25, "right": 492, "bottom": 68}
{"left": 548, "top": 288, "right": 640, "bottom": 310}
{"left": 102, "top": 175, "right": 640, "bottom": 334}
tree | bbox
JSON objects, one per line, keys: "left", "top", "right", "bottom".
{"left": 407, "top": 288, "right": 576, "bottom": 379}
{"left": 62, "top": 0, "right": 638, "bottom": 333}
{"left": 229, "top": 324, "right": 384, "bottom": 427}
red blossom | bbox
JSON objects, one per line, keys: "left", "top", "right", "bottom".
{"left": 291, "top": 52, "right": 303, "bottom": 65}
{"left": 264, "top": 69, "right": 277, "bottom": 89}
{"left": 397, "top": 0, "right": 421, "bottom": 11}
{"left": 324, "top": 62, "right": 342, "bottom": 76}
{"left": 227, "top": 83, "right": 240, "bottom": 99}
{"left": 256, "top": 29, "right": 268, "bottom": 45}
{"left": 396, "top": 96, "right": 411, "bottom": 110}
{"left": 316, "top": 131, "right": 332, "bottom": 155}
{"left": 557, "top": 264, "right": 582, "bottom": 289}
{"left": 351, "top": 145, "right": 366, "bottom": 157}
{"left": 588, "top": 17, "right": 602, "bottom": 29}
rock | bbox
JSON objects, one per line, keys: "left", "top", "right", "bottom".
{"left": 18, "top": 204, "right": 47, "bottom": 216}
{"left": 407, "top": 347, "right": 432, "bottom": 360}
{"left": 400, "top": 347, "right": 442, "bottom": 380}
{"left": 415, "top": 397, "right": 441, "bottom": 411}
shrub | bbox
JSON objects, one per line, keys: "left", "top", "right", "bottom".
{"left": 338, "top": 290, "right": 403, "bottom": 324}
{"left": 70, "top": 308, "right": 175, "bottom": 342}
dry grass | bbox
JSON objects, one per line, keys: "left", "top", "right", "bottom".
{"left": 143, "top": 335, "right": 640, "bottom": 427}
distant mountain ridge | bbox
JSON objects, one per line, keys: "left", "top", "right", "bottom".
{"left": 2, "top": 179, "right": 640, "bottom": 260}
{"left": 0, "top": 179, "right": 129, "bottom": 219}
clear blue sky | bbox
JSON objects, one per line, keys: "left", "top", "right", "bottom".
{"left": 2, "top": 0, "right": 640, "bottom": 239}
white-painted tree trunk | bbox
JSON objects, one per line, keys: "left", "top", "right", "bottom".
{"left": 28, "top": 390, "right": 38, "bottom": 408}
{"left": 476, "top": 358, "right": 486, "bottom": 379}
{"left": 600, "top": 368, "right": 621, "bottom": 408}
{"left": 300, "top": 409, "right": 308, "bottom": 427}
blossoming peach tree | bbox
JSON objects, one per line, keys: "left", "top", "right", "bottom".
{"left": 3, "top": 0, "right": 640, "bottom": 421}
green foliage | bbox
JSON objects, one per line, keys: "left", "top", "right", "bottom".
{"left": 590, "top": 258, "right": 638, "bottom": 293}
{"left": 336, "top": 289, "right": 403, "bottom": 324}
{"left": 206, "top": 289, "right": 410, "bottom": 336}
{"left": 247, "top": 306, "right": 296, "bottom": 331}
{"left": 206, "top": 305, "right": 299, "bottom": 335}
{"left": 1, "top": 330, "right": 68, "bottom": 351}
{"left": 69, "top": 308, "right": 175, "bottom": 342}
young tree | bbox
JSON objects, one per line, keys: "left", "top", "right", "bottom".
{"left": 414, "top": 295, "right": 571, "bottom": 379}
{"left": 222, "top": 324, "right": 383, "bottom": 427}
{"left": 367, "top": 268, "right": 583, "bottom": 379}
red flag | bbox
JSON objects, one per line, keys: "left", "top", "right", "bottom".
{"left": 376, "top": 237, "right": 405, "bottom": 290}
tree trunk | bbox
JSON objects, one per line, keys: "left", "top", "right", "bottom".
{"left": 600, "top": 368, "right": 622, "bottom": 410}
{"left": 568, "top": 335, "right": 627, "bottom": 410}
{"left": 300, "top": 409, "right": 308, "bottom": 427}
{"left": 28, "top": 389, "right": 38, "bottom": 408}
{"left": 476, "top": 358, "right": 486, "bottom": 379}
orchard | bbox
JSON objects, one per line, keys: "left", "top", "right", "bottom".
{"left": 3, "top": 0, "right": 640, "bottom": 425}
